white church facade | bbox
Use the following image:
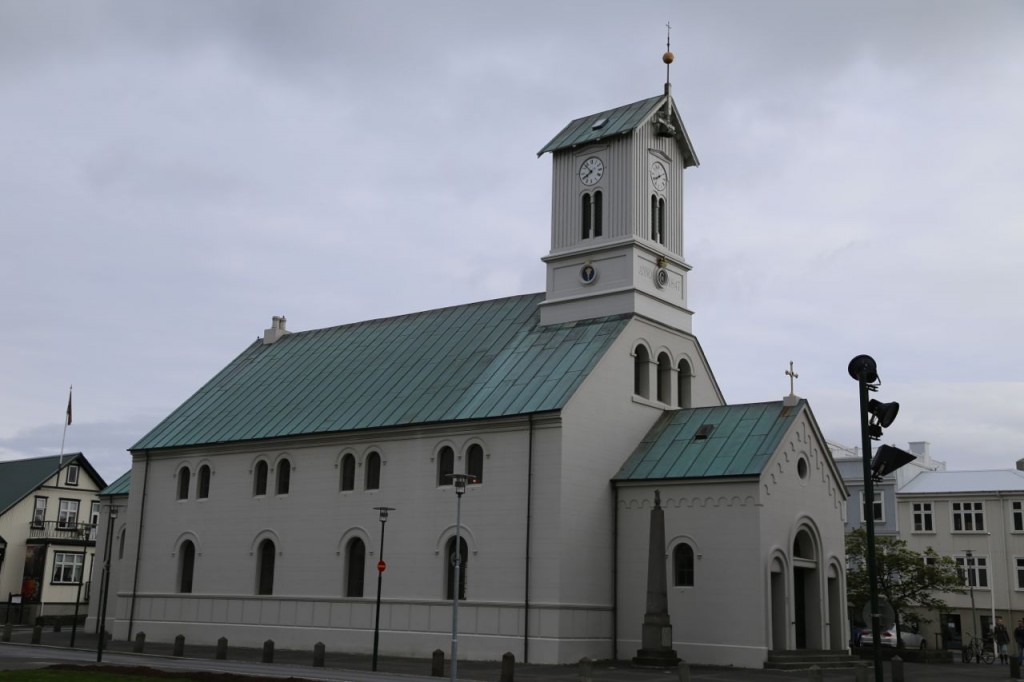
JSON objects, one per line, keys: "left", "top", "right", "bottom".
{"left": 90, "top": 66, "right": 848, "bottom": 668}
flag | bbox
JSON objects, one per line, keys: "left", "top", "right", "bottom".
{"left": 65, "top": 387, "right": 72, "bottom": 426}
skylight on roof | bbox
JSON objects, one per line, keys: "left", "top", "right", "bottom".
{"left": 694, "top": 424, "right": 715, "bottom": 440}
{"left": 591, "top": 118, "right": 607, "bottom": 130}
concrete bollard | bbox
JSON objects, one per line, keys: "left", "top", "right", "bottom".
{"left": 173, "top": 634, "right": 185, "bottom": 657}
{"left": 31, "top": 625, "right": 42, "bottom": 644}
{"left": 500, "top": 651, "right": 515, "bottom": 682}
{"left": 1, "top": 623, "right": 12, "bottom": 643}
{"left": 677, "top": 659, "right": 691, "bottom": 682}
{"left": 1011, "top": 656, "right": 1021, "bottom": 679}
{"left": 891, "top": 655, "right": 904, "bottom": 682}
{"left": 807, "top": 664, "right": 823, "bottom": 682}
{"left": 313, "top": 641, "right": 325, "bottom": 667}
{"left": 133, "top": 631, "right": 146, "bottom": 653}
{"left": 216, "top": 636, "right": 228, "bottom": 660}
{"left": 578, "top": 656, "right": 592, "bottom": 682}
{"left": 854, "top": 661, "right": 869, "bottom": 682}
{"left": 262, "top": 639, "right": 274, "bottom": 664}
{"left": 431, "top": 649, "right": 445, "bottom": 677}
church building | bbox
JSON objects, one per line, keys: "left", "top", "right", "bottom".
{"left": 92, "top": 58, "right": 848, "bottom": 668}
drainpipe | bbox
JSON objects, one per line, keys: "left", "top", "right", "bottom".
{"left": 612, "top": 480, "right": 619, "bottom": 661}
{"left": 523, "top": 415, "right": 534, "bottom": 663}
{"left": 127, "top": 451, "right": 150, "bottom": 640}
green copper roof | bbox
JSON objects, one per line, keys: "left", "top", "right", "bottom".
{"left": 614, "top": 400, "right": 805, "bottom": 481}
{"left": 0, "top": 454, "right": 104, "bottom": 515}
{"left": 101, "top": 470, "right": 131, "bottom": 496}
{"left": 132, "top": 293, "right": 630, "bottom": 451}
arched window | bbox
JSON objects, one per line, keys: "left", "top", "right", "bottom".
{"left": 346, "top": 538, "right": 366, "bottom": 597}
{"left": 365, "top": 452, "right": 381, "bottom": 490}
{"left": 581, "top": 191, "right": 603, "bottom": 239}
{"left": 118, "top": 528, "right": 126, "bottom": 560}
{"left": 197, "top": 465, "right": 211, "bottom": 499}
{"left": 673, "top": 543, "right": 694, "bottom": 587}
{"left": 177, "top": 467, "right": 190, "bottom": 500}
{"left": 677, "top": 359, "right": 692, "bottom": 408}
{"left": 581, "top": 193, "right": 592, "bottom": 239}
{"left": 253, "top": 461, "right": 268, "bottom": 496}
{"left": 445, "top": 536, "right": 468, "bottom": 600}
{"left": 178, "top": 540, "right": 195, "bottom": 593}
{"left": 340, "top": 454, "right": 356, "bottom": 491}
{"left": 593, "top": 191, "right": 603, "bottom": 237}
{"left": 437, "top": 446, "right": 454, "bottom": 486}
{"left": 256, "top": 539, "right": 275, "bottom": 595}
{"left": 276, "top": 458, "right": 291, "bottom": 495}
{"left": 657, "top": 352, "right": 672, "bottom": 404}
{"left": 633, "top": 345, "right": 651, "bottom": 398}
{"left": 651, "top": 195, "right": 659, "bottom": 242}
{"left": 657, "top": 197, "right": 665, "bottom": 244}
{"left": 467, "top": 444, "right": 483, "bottom": 484}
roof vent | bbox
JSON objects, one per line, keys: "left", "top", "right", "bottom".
{"left": 262, "top": 315, "right": 290, "bottom": 345}
{"left": 694, "top": 424, "right": 715, "bottom": 440}
{"left": 591, "top": 118, "right": 607, "bottom": 130}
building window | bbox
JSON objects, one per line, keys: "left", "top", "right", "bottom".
{"left": 860, "top": 491, "right": 884, "bottom": 523}
{"left": 51, "top": 552, "right": 84, "bottom": 584}
{"left": 346, "top": 538, "right": 366, "bottom": 597}
{"left": 1013, "top": 501, "right": 1023, "bottom": 532}
{"left": 1015, "top": 557, "right": 1024, "bottom": 590}
{"left": 677, "top": 360, "right": 692, "bottom": 408}
{"left": 593, "top": 191, "right": 603, "bottom": 237}
{"left": 57, "top": 499, "right": 80, "bottom": 528}
{"left": 467, "top": 444, "right": 484, "bottom": 484}
{"left": 178, "top": 540, "right": 196, "bottom": 593}
{"left": 957, "top": 555, "right": 989, "bottom": 588}
{"left": 253, "top": 460, "right": 268, "bottom": 496}
{"left": 197, "top": 465, "right": 211, "bottom": 499}
{"left": 276, "top": 459, "right": 291, "bottom": 495}
{"left": 657, "top": 352, "right": 672, "bottom": 403}
{"left": 32, "top": 497, "right": 47, "bottom": 528}
{"left": 673, "top": 543, "right": 695, "bottom": 587}
{"left": 256, "top": 539, "right": 275, "bottom": 595}
{"left": 633, "top": 345, "right": 650, "bottom": 398}
{"left": 581, "top": 191, "right": 603, "bottom": 239}
{"left": 446, "top": 536, "right": 468, "bottom": 600}
{"left": 365, "top": 452, "right": 381, "bottom": 490}
{"left": 118, "top": 528, "right": 126, "bottom": 560}
{"left": 912, "top": 502, "right": 933, "bottom": 532}
{"left": 177, "top": 467, "right": 191, "bottom": 500}
{"left": 65, "top": 464, "right": 80, "bottom": 486}
{"left": 438, "top": 446, "right": 454, "bottom": 487}
{"left": 952, "top": 501, "right": 985, "bottom": 532}
{"left": 340, "top": 454, "right": 356, "bottom": 491}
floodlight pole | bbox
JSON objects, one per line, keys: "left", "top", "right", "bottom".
{"left": 855, "top": 365, "right": 884, "bottom": 682}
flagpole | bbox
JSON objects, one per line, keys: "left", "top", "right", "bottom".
{"left": 59, "top": 385, "right": 72, "bottom": 474}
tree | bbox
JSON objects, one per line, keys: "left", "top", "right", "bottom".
{"left": 846, "top": 528, "right": 965, "bottom": 648}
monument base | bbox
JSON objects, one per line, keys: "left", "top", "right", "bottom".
{"left": 633, "top": 648, "right": 680, "bottom": 667}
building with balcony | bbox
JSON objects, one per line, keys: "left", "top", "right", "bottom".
{"left": 0, "top": 453, "right": 106, "bottom": 623}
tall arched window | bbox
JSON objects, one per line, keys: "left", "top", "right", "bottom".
{"left": 197, "top": 465, "right": 211, "bottom": 499}
{"left": 340, "top": 454, "right": 356, "bottom": 491}
{"left": 437, "top": 446, "right": 454, "bottom": 486}
{"left": 673, "top": 543, "right": 694, "bottom": 587}
{"left": 651, "top": 195, "right": 659, "bottom": 242}
{"left": 365, "top": 452, "right": 381, "bottom": 490}
{"left": 346, "top": 538, "right": 366, "bottom": 597}
{"left": 446, "top": 536, "right": 468, "bottom": 600}
{"left": 657, "top": 352, "right": 672, "bottom": 404}
{"left": 677, "top": 359, "right": 693, "bottom": 408}
{"left": 581, "top": 193, "right": 592, "bottom": 239}
{"left": 467, "top": 444, "right": 484, "bottom": 484}
{"left": 593, "top": 191, "right": 603, "bottom": 237}
{"left": 118, "top": 528, "right": 126, "bottom": 560}
{"left": 633, "top": 345, "right": 651, "bottom": 398}
{"left": 178, "top": 540, "right": 195, "bottom": 593}
{"left": 256, "top": 539, "right": 275, "bottom": 595}
{"left": 657, "top": 197, "right": 665, "bottom": 244}
{"left": 581, "top": 191, "right": 603, "bottom": 239}
{"left": 276, "top": 458, "right": 291, "bottom": 495}
{"left": 253, "top": 461, "right": 268, "bottom": 496}
{"left": 177, "top": 467, "right": 191, "bottom": 501}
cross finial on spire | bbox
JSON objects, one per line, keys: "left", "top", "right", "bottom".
{"left": 786, "top": 361, "right": 799, "bottom": 395}
{"left": 663, "top": 22, "right": 674, "bottom": 88}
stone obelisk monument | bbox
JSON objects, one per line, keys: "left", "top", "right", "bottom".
{"left": 633, "top": 489, "right": 680, "bottom": 666}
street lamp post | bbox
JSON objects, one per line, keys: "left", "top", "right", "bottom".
{"left": 371, "top": 506, "right": 395, "bottom": 672}
{"left": 964, "top": 550, "right": 978, "bottom": 647}
{"left": 447, "top": 474, "right": 470, "bottom": 682}
{"left": 96, "top": 504, "right": 119, "bottom": 662}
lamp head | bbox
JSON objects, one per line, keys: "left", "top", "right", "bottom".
{"left": 870, "top": 444, "right": 916, "bottom": 480}
{"left": 868, "top": 399, "right": 900, "bottom": 428}
{"left": 375, "top": 506, "right": 395, "bottom": 522}
{"left": 848, "top": 354, "right": 879, "bottom": 384}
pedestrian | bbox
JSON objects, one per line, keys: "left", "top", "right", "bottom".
{"left": 1015, "top": 618, "right": 1024, "bottom": 664}
{"left": 994, "top": 616, "right": 1010, "bottom": 663}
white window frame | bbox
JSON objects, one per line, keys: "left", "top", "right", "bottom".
{"left": 1015, "top": 557, "right": 1024, "bottom": 590}
{"left": 51, "top": 552, "right": 84, "bottom": 584}
{"left": 952, "top": 501, "right": 985, "bottom": 532}
{"left": 956, "top": 555, "right": 989, "bottom": 589}
{"left": 32, "top": 497, "right": 47, "bottom": 527}
{"left": 57, "top": 499, "right": 80, "bottom": 528}
{"left": 860, "top": 491, "right": 884, "bottom": 523}
{"left": 1012, "top": 501, "right": 1023, "bottom": 533}
{"left": 912, "top": 501, "right": 934, "bottom": 532}
{"left": 65, "top": 464, "right": 80, "bottom": 486}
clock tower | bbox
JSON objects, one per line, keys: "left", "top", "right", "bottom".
{"left": 537, "top": 57, "right": 699, "bottom": 332}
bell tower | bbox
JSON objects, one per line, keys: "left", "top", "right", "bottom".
{"left": 537, "top": 48, "right": 699, "bottom": 332}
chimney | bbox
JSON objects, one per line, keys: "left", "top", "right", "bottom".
{"left": 908, "top": 441, "right": 930, "bottom": 463}
{"left": 262, "top": 315, "right": 289, "bottom": 345}
{"left": 1017, "top": 459, "right": 1024, "bottom": 472}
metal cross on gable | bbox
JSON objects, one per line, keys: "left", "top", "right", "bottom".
{"left": 786, "top": 361, "right": 799, "bottom": 394}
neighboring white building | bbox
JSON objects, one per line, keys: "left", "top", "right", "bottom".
{"left": 94, "top": 69, "right": 848, "bottom": 667}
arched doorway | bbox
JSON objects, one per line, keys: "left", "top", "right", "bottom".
{"left": 792, "top": 529, "right": 822, "bottom": 649}
{"left": 769, "top": 555, "right": 788, "bottom": 650}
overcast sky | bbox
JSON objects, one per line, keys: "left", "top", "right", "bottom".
{"left": 2, "top": 0, "right": 1021, "bottom": 485}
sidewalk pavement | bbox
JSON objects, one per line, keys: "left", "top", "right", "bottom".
{"left": 0, "top": 624, "right": 1016, "bottom": 681}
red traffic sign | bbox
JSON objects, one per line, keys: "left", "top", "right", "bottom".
{"left": 377, "top": 560, "right": 387, "bottom": 573}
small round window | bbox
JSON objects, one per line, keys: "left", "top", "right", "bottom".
{"left": 797, "top": 457, "right": 809, "bottom": 479}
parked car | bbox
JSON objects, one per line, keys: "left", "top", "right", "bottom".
{"left": 850, "top": 625, "right": 870, "bottom": 647}
{"left": 861, "top": 626, "right": 927, "bottom": 649}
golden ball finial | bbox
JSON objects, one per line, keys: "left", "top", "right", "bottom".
{"left": 663, "top": 51, "right": 674, "bottom": 65}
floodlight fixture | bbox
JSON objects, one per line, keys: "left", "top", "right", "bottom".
{"left": 848, "top": 354, "right": 879, "bottom": 384}
{"left": 870, "top": 444, "right": 917, "bottom": 481}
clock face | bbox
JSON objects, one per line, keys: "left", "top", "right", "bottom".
{"left": 650, "top": 161, "right": 668, "bottom": 191}
{"left": 579, "top": 157, "right": 604, "bottom": 186}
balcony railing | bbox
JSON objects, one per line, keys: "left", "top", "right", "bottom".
{"left": 27, "top": 521, "right": 97, "bottom": 542}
